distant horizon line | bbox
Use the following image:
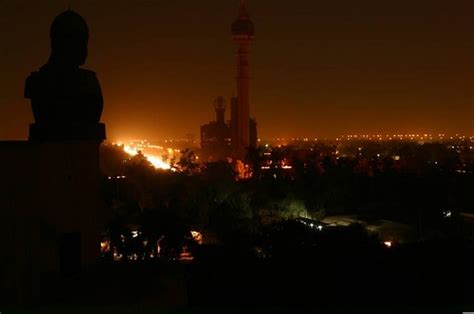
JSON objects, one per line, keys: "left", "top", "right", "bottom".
{"left": 109, "top": 132, "right": 474, "bottom": 144}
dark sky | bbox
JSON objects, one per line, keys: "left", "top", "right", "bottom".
{"left": 0, "top": 0, "right": 473, "bottom": 141}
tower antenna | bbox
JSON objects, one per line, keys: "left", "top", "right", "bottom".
{"left": 239, "top": 0, "right": 248, "bottom": 17}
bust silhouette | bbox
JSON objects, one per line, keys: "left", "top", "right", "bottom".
{"left": 25, "top": 10, "right": 105, "bottom": 141}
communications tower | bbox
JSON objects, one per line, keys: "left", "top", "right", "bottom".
{"left": 231, "top": 0, "right": 255, "bottom": 159}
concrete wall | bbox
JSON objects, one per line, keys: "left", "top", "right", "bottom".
{"left": 0, "top": 140, "right": 104, "bottom": 304}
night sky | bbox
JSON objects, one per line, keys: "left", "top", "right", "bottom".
{"left": 0, "top": 0, "right": 472, "bottom": 141}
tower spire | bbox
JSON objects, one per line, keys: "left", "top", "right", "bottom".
{"left": 239, "top": 0, "right": 249, "bottom": 19}
{"left": 231, "top": 0, "right": 255, "bottom": 159}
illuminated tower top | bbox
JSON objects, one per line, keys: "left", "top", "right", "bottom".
{"left": 231, "top": 0, "right": 255, "bottom": 39}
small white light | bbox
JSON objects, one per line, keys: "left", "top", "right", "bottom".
{"left": 442, "top": 210, "right": 452, "bottom": 218}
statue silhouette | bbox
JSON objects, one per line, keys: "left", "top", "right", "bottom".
{"left": 25, "top": 10, "right": 105, "bottom": 141}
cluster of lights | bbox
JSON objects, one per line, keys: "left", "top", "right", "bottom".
{"left": 266, "top": 138, "right": 319, "bottom": 143}
{"left": 260, "top": 150, "right": 293, "bottom": 171}
{"left": 264, "top": 134, "right": 474, "bottom": 145}
{"left": 108, "top": 230, "right": 201, "bottom": 262}
{"left": 115, "top": 141, "right": 173, "bottom": 170}
{"left": 163, "top": 138, "right": 197, "bottom": 143}
{"left": 123, "top": 145, "right": 172, "bottom": 170}
{"left": 120, "top": 140, "right": 181, "bottom": 154}
{"left": 442, "top": 210, "right": 452, "bottom": 219}
{"left": 342, "top": 134, "right": 473, "bottom": 142}
{"left": 260, "top": 164, "right": 293, "bottom": 170}
{"left": 107, "top": 175, "right": 126, "bottom": 180}
{"left": 298, "top": 219, "right": 324, "bottom": 231}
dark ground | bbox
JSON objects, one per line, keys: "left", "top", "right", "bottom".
{"left": 5, "top": 238, "right": 474, "bottom": 314}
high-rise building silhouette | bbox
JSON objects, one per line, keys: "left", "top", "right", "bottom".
{"left": 200, "top": 1, "right": 257, "bottom": 161}
{"left": 231, "top": 0, "right": 256, "bottom": 159}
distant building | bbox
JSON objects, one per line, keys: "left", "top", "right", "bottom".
{"left": 200, "top": 96, "right": 258, "bottom": 161}
{"left": 200, "top": 97, "right": 232, "bottom": 161}
{"left": 200, "top": 0, "right": 258, "bottom": 161}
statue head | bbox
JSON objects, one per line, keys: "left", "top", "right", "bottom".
{"left": 25, "top": 10, "right": 105, "bottom": 141}
{"left": 49, "top": 10, "right": 89, "bottom": 67}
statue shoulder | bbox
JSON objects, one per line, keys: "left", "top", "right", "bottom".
{"left": 24, "top": 71, "right": 41, "bottom": 99}
{"left": 79, "top": 68, "right": 102, "bottom": 94}
{"left": 79, "top": 68, "right": 101, "bottom": 87}
{"left": 79, "top": 68, "right": 98, "bottom": 79}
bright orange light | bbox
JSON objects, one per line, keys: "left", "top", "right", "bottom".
{"left": 191, "top": 230, "right": 203, "bottom": 245}
{"left": 383, "top": 241, "right": 392, "bottom": 248}
{"left": 122, "top": 144, "right": 171, "bottom": 170}
{"left": 100, "top": 240, "right": 110, "bottom": 253}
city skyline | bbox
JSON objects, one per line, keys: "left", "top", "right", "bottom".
{"left": 1, "top": 4, "right": 474, "bottom": 310}
{"left": 0, "top": 0, "right": 472, "bottom": 141}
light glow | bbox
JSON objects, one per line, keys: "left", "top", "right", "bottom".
{"left": 191, "top": 230, "right": 203, "bottom": 245}
{"left": 123, "top": 144, "right": 171, "bottom": 170}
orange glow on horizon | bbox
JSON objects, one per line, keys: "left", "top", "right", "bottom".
{"left": 122, "top": 143, "right": 171, "bottom": 170}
